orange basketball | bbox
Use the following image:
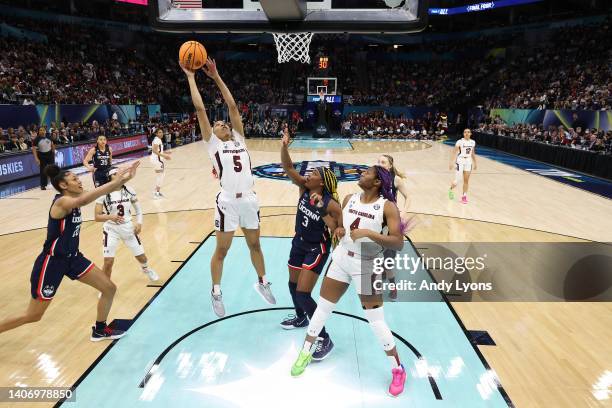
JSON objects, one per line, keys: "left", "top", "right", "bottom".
{"left": 179, "top": 41, "right": 207, "bottom": 70}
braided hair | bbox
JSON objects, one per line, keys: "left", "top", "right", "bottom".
{"left": 316, "top": 166, "right": 339, "bottom": 204}
{"left": 374, "top": 165, "right": 395, "bottom": 202}
{"left": 374, "top": 165, "right": 410, "bottom": 234}
{"left": 316, "top": 166, "right": 340, "bottom": 246}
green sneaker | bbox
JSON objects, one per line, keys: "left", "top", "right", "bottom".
{"left": 291, "top": 350, "right": 313, "bottom": 377}
{"left": 448, "top": 190, "right": 455, "bottom": 200}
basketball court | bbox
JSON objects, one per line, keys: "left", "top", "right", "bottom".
{"left": 0, "top": 1, "right": 611, "bottom": 407}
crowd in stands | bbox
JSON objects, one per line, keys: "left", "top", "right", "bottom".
{"left": 1, "top": 12, "right": 610, "bottom": 116}
{"left": 482, "top": 22, "right": 611, "bottom": 111}
{"left": 341, "top": 111, "right": 448, "bottom": 139}
{"left": 476, "top": 115, "right": 612, "bottom": 154}
{"left": 0, "top": 115, "right": 199, "bottom": 155}
{"left": 0, "top": 17, "right": 179, "bottom": 105}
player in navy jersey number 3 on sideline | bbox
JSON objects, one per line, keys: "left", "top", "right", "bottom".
{"left": 0, "top": 161, "right": 140, "bottom": 341}
{"left": 279, "top": 125, "right": 343, "bottom": 360}
{"left": 182, "top": 58, "right": 276, "bottom": 318}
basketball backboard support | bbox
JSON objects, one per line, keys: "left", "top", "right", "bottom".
{"left": 149, "top": 0, "right": 428, "bottom": 34}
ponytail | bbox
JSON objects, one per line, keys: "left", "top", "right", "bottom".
{"left": 382, "top": 154, "right": 406, "bottom": 179}
{"left": 45, "top": 164, "right": 69, "bottom": 192}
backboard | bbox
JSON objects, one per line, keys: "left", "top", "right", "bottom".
{"left": 149, "top": 0, "right": 428, "bottom": 34}
{"left": 307, "top": 78, "right": 337, "bottom": 96}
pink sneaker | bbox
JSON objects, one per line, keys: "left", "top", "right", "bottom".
{"left": 461, "top": 195, "right": 468, "bottom": 204}
{"left": 389, "top": 365, "right": 407, "bottom": 397}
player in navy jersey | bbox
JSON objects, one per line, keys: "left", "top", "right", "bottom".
{"left": 0, "top": 161, "right": 140, "bottom": 341}
{"left": 279, "top": 126, "right": 343, "bottom": 360}
{"left": 83, "top": 135, "right": 113, "bottom": 187}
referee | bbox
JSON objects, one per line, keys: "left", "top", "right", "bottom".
{"left": 32, "top": 127, "right": 55, "bottom": 190}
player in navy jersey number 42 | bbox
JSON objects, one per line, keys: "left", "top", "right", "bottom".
{"left": 279, "top": 125, "right": 343, "bottom": 361}
{"left": 0, "top": 161, "right": 140, "bottom": 341}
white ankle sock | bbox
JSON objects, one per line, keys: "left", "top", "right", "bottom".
{"left": 302, "top": 340, "right": 314, "bottom": 353}
{"left": 388, "top": 355, "right": 401, "bottom": 369}
{"left": 213, "top": 284, "right": 221, "bottom": 295}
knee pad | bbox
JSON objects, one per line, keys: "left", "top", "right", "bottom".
{"left": 365, "top": 307, "right": 396, "bottom": 352}
{"left": 306, "top": 297, "right": 336, "bottom": 338}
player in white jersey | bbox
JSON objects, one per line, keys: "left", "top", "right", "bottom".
{"left": 94, "top": 168, "right": 159, "bottom": 283}
{"left": 291, "top": 165, "right": 409, "bottom": 397}
{"left": 182, "top": 58, "right": 275, "bottom": 317}
{"left": 151, "top": 128, "right": 172, "bottom": 199}
{"left": 449, "top": 128, "right": 477, "bottom": 204}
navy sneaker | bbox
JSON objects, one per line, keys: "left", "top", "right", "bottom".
{"left": 280, "top": 314, "right": 309, "bottom": 330}
{"left": 312, "top": 336, "right": 334, "bottom": 361}
{"left": 90, "top": 325, "right": 127, "bottom": 342}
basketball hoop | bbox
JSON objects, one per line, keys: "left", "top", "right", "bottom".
{"left": 272, "top": 32, "right": 314, "bottom": 64}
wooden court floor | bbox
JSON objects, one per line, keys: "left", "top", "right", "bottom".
{"left": 0, "top": 139, "right": 610, "bottom": 407}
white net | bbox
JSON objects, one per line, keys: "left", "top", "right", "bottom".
{"left": 272, "top": 32, "right": 314, "bottom": 64}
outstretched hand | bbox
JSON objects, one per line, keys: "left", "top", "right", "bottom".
{"left": 281, "top": 125, "right": 290, "bottom": 146}
{"left": 180, "top": 64, "right": 195, "bottom": 79}
{"left": 116, "top": 161, "right": 140, "bottom": 183}
{"left": 202, "top": 58, "right": 219, "bottom": 79}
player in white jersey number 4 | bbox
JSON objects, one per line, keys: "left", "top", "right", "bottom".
{"left": 449, "top": 128, "right": 477, "bottom": 204}
{"left": 94, "top": 168, "right": 159, "bottom": 284}
{"left": 291, "top": 165, "right": 408, "bottom": 397}
{"left": 182, "top": 58, "right": 275, "bottom": 317}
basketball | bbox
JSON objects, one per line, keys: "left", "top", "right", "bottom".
{"left": 179, "top": 40, "right": 207, "bottom": 70}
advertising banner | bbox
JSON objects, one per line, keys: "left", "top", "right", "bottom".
{"left": 0, "top": 134, "right": 148, "bottom": 184}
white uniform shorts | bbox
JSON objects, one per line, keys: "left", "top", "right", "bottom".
{"left": 325, "top": 248, "right": 383, "bottom": 296}
{"left": 214, "top": 190, "right": 260, "bottom": 232}
{"left": 103, "top": 222, "right": 145, "bottom": 258}
{"left": 455, "top": 157, "right": 473, "bottom": 173}
{"left": 151, "top": 157, "right": 164, "bottom": 171}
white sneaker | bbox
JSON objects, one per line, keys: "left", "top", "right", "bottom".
{"left": 143, "top": 267, "right": 159, "bottom": 282}
{"left": 153, "top": 192, "right": 160, "bottom": 199}
{"left": 253, "top": 282, "right": 277, "bottom": 305}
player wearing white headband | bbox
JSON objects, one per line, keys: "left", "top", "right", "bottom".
{"left": 94, "top": 167, "right": 159, "bottom": 284}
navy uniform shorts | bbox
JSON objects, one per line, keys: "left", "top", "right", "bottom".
{"left": 30, "top": 252, "right": 95, "bottom": 301}
{"left": 93, "top": 170, "right": 108, "bottom": 187}
{"left": 288, "top": 236, "right": 331, "bottom": 275}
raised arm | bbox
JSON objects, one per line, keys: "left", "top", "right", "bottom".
{"left": 280, "top": 125, "right": 306, "bottom": 188}
{"left": 203, "top": 59, "right": 244, "bottom": 138}
{"left": 182, "top": 66, "right": 213, "bottom": 142}
{"left": 51, "top": 161, "right": 140, "bottom": 218}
